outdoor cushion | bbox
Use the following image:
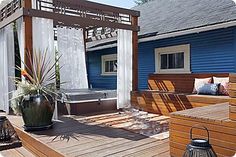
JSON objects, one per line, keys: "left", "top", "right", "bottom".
{"left": 197, "top": 83, "right": 220, "bottom": 95}
{"left": 213, "top": 77, "right": 229, "bottom": 95}
{"left": 193, "top": 77, "right": 212, "bottom": 93}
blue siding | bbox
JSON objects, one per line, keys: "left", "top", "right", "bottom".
{"left": 87, "top": 48, "right": 117, "bottom": 89}
{"left": 234, "top": 28, "right": 236, "bottom": 73}
{"left": 138, "top": 27, "right": 236, "bottom": 89}
{"left": 88, "top": 27, "right": 236, "bottom": 90}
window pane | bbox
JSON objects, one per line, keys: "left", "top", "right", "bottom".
{"left": 105, "top": 60, "right": 117, "bottom": 73}
{"left": 102, "top": 55, "right": 117, "bottom": 74}
{"left": 175, "top": 52, "right": 184, "bottom": 68}
{"left": 105, "top": 61, "right": 110, "bottom": 72}
{"left": 109, "top": 61, "right": 114, "bottom": 72}
{"left": 160, "top": 54, "right": 167, "bottom": 69}
{"left": 114, "top": 60, "right": 117, "bottom": 72}
{"left": 168, "top": 53, "right": 175, "bottom": 69}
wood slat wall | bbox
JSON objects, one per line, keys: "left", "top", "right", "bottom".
{"left": 131, "top": 91, "right": 229, "bottom": 116}
{"left": 229, "top": 73, "right": 236, "bottom": 121}
{"left": 148, "top": 73, "right": 229, "bottom": 93}
{"left": 169, "top": 104, "right": 236, "bottom": 157}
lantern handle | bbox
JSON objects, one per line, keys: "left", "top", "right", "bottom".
{"left": 190, "top": 125, "right": 209, "bottom": 142}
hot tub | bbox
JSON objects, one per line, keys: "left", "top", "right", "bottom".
{"left": 57, "top": 89, "right": 117, "bottom": 115}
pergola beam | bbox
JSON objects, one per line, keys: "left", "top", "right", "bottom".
{"left": 0, "top": 0, "right": 140, "bottom": 91}
{"left": 132, "top": 16, "right": 139, "bottom": 91}
{"left": 22, "top": 9, "right": 139, "bottom": 31}
{"left": 23, "top": 0, "right": 33, "bottom": 74}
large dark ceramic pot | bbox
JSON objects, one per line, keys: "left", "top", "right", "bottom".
{"left": 20, "top": 94, "right": 55, "bottom": 131}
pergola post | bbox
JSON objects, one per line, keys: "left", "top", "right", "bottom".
{"left": 23, "top": 0, "right": 33, "bottom": 72}
{"left": 132, "top": 16, "right": 139, "bottom": 91}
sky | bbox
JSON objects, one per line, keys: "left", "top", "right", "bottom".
{"left": 0, "top": 0, "right": 136, "bottom": 9}
{"left": 89, "top": 0, "right": 136, "bottom": 9}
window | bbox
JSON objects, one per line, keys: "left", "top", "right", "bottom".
{"left": 101, "top": 54, "right": 117, "bottom": 75}
{"left": 155, "top": 44, "right": 190, "bottom": 73}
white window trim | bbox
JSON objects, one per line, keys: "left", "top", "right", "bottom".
{"left": 101, "top": 54, "right": 117, "bottom": 76}
{"left": 155, "top": 44, "right": 191, "bottom": 74}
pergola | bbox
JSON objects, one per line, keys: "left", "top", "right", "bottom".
{"left": 0, "top": 0, "right": 140, "bottom": 113}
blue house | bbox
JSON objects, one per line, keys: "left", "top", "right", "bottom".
{"left": 86, "top": 0, "right": 236, "bottom": 90}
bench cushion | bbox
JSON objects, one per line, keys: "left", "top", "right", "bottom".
{"left": 197, "top": 83, "right": 220, "bottom": 95}
{"left": 193, "top": 77, "right": 212, "bottom": 93}
{"left": 213, "top": 76, "right": 229, "bottom": 95}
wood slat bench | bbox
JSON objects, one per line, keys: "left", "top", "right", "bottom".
{"left": 229, "top": 73, "right": 236, "bottom": 121}
{"left": 170, "top": 103, "right": 236, "bottom": 157}
{"left": 131, "top": 73, "right": 230, "bottom": 115}
{"left": 170, "top": 73, "right": 236, "bottom": 157}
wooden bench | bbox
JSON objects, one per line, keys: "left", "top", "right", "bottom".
{"left": 169, "top": 73, "right": 236, "bottom": 157}
{"left": 131, "top": 73, "right": 230, "bottom": 115}
{"left": 170, "top": 103, "right": 236, "bottom": 157}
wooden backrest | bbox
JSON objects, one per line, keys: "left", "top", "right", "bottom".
{"left": 148, "top": 73, "right": 229, "bottom": 93}
{"left": 229, "top": 73, "right": 236, "bottom": 121}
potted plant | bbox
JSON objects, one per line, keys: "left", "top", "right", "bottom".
{"left": 11, "top": 49, "right": 59, "bottom": 131}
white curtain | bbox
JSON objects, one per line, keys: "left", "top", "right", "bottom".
{"left": 16, "top": 17, "right": 25, "bottom": 70}
{"left": 57, "top": 27, "right": 88, "bottom": 89}
{"left": 117, "top": 30, "right": 133, "bottom": 109}
{"left": 32, "top": 18, "right": 54, "bottom": 58}
{"left": 0, "top": 24, "right": 15, "bottom": 113}
{"left": 32, "top": 0, "right": 54, "bottom": 56}
{"left": 6, "top": 24, "right": 15, "bottom": 95}
{"left": 31, "top": 0, "right": 57, "bottom": 119}
{"left": 32, "top": 0, "right": 54, "bottom": 83}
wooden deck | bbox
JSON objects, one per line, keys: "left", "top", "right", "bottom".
{"left": 0, "top": 147, "right": 36, "bottom": 157}
{"left": 4, "top": 112, "right": 170, "bottom": 157}
{"left": 170, "top": 103, "right": 236, "bottom": 157}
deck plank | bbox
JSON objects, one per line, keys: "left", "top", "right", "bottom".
{"left": 76, "top": 137, "right": 161, "bottom": 157}
{"left": 108, "top": 139, "right": 169, "bottom": 157}
{"left": 124, "top": 140, "right": 169, "bottom": 157}
{"left": 0, "top": 147, "right": 35, "bottom": 157}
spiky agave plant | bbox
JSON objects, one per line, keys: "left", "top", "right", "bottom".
{"left": 11, "top": 49, "right": 61, "bottom": 114}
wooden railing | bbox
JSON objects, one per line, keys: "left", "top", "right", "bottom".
{"left": 229, "top": 73, "right": 236, "bottom": 121}
{"left": 35, "top": 0, "right": 134, "bottom": 41}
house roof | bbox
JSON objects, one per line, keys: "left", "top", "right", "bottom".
{"left": 135, "top": 0, "right": 236, "bottom": 36}
{"left": 87, "top": 0, "right": 236, "bottom": 51}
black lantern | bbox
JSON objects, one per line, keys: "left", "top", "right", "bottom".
{"left": 0, "top": 116, "right": 15, "bottom": 142}
{"left": 183, "top": 125, "right": 217, "bottom": 157}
